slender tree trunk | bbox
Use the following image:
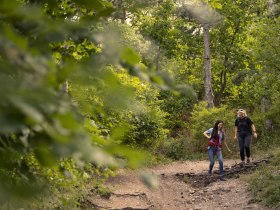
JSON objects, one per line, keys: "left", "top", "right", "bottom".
{"left": 121, "top": 7, "right": 126, "bottom": 23}
{"left": 119, "top": 0, "right": 126, "bottom": 23}
{"left": 156, "top": 46, "right": 161, "bottom": 71}
{"left": 214, "top": 55, "right": 228, "bottom": 106}
{"left": 261, "top": 87, "right": 273, "bottom": 130}
{"left": 61, "top": 80, "right": 69, "bottom": 94}
{"left": 214, "top": 21, "right": 240, "bottom": 106}
{"left": 268, "top": 0, "right": 274, "bottom": 13}
{"left": 263, "top": 1, "right": 276, "bottom": 129}
{"left": 203, "top": 24, "right": 214, "bottom": 108}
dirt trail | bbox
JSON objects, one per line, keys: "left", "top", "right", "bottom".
{"left": 85, "top": 159, "right": 273, "bottom": 210}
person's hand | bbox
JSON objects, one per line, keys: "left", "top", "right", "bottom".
{"left": 253, "top": 132, "right": 257, "bottom": 138}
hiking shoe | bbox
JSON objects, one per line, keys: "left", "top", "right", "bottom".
{"left": 219, "top": 176, "right": 226, "bottom": 181}
{"left": 246, "top": 158, "right": 250, "bottom": 163}
{"left": 239, "top": 161, "right": 245, "bottom": 167}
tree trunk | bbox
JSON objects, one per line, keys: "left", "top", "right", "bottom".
{"left": 119, "top": 0, "right": 126, "bottom": 23}
{"left": 203, "top": 24, "right": 214, "bottom": 108}
{"left": 268, "top": 0, "right": 274, "bottom": 13}
{"left": 214, "top": 20, "right": 240, "bottom": 107}
{"left": 156, "top": 46, "right": 161, "bottom": 71}
{"left": 214, "top": 55, "right": 228, "bottom": 107}
{"left": 61, "top": 80, "right": 69, "bottom": 94}
{"left": 261, "top": 88, "right": 273, "bottom": 130}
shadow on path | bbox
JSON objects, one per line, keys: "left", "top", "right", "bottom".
{"left": 175, "top": 158, "right": 271, "bottom": 188}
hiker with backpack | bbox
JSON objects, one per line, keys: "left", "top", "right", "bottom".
{"left": 203, "top": 120, "right": 231, "bottom": 180}
{"left": 234, "top": 109, "right": 257, "bottom": 164}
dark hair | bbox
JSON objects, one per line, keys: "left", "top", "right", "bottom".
{"left": 211, "top": 120, "right": 223, "bottom": 139}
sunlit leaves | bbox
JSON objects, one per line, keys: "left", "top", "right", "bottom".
{"left": 121, "top": 47, "right": 141, "bottom": 65}
{"left": 0, "top": 0, "right": 123, "bottom": 206}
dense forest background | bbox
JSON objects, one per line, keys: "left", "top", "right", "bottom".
{"left": 0, "top": 0, "right": 279, "bottom": 209}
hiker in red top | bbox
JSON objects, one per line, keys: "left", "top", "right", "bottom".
{"left": 203, "top": 120, "right": 231, "bottom": 180}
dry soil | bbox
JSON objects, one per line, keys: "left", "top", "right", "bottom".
{"left": 86, "top": 159, "right": 274, "bottom": 210}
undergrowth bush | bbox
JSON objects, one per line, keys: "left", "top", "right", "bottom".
{"left": 249, "top": 108, "right": 280, "bottom": 155}
{"left": 16, "top": 156, "right": 115, "bottom": 210}
{"left": 159, "top": 135, "right": 208, "bottom": 160}
{"left": 188, "top": 101, "right": 236, "bottom": 155}
{"left": 246, "top": 149, "right": 280, "bottom": 208}
{"left": 157, "top": 101, "right": 239, "bottom": 160}
{"left": 160, "top": 136, "right": 189, "bottom": 160}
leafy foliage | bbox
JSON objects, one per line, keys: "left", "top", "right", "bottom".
{"left": 188, "top": 101, "right": 236, "bottom": 155}
{"left": 0, "top": 0, "right": 145, "bottom": 207}
{"left": 1, "top": 0, "right": 280, "bottom": 208}
{"left": 246, "top": 150, "right": 280, "bottom": 208}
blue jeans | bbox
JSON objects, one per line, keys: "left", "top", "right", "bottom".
{"left": 208, "top": 146, "right": 223, "bottom": 175}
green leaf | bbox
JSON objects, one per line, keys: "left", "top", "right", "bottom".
{"left": 211, "top": 0, "right": 223, "bottom": 10}
{"left": 140, "top": 172, "right": 159, "bottom": 190}
{"left": 34, "top": 145, "right": 57, "bottom": 167}
{"left": 4, "top": 25, "right": 28, "bottom": 50}
{"left": 72, "top": 0, "right": 112, "bottom": 11}
{"left": 9, "top": 97, "right": 44, "bottom": 124}
{"left": 120, "top": 47, "right": 141, "bottom": 65}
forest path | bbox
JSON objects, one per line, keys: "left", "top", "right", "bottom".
{"left": 85, "top": 159, "right": 273, "bottom": 210}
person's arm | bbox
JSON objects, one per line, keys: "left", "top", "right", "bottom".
{"left": 223, "top": 139, "right": 232, "bottom": 153}
{"left": 252, "top": 124, "right": 257, "bottom": 138}
{"left": 234, "top": 126, "right": 238, "bottom": 140}
{"left": 203, "top": 130, "right": 211, "bottom": 139}
{"left": 234, "top": 118, "right": 238, "bottom": 140}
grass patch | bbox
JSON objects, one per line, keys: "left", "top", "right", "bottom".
{"left": 94, "top": 184, "right": 112, "bottom": 198}
{"left": 244, "top": 149, "right": 280, "bottom": 208}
